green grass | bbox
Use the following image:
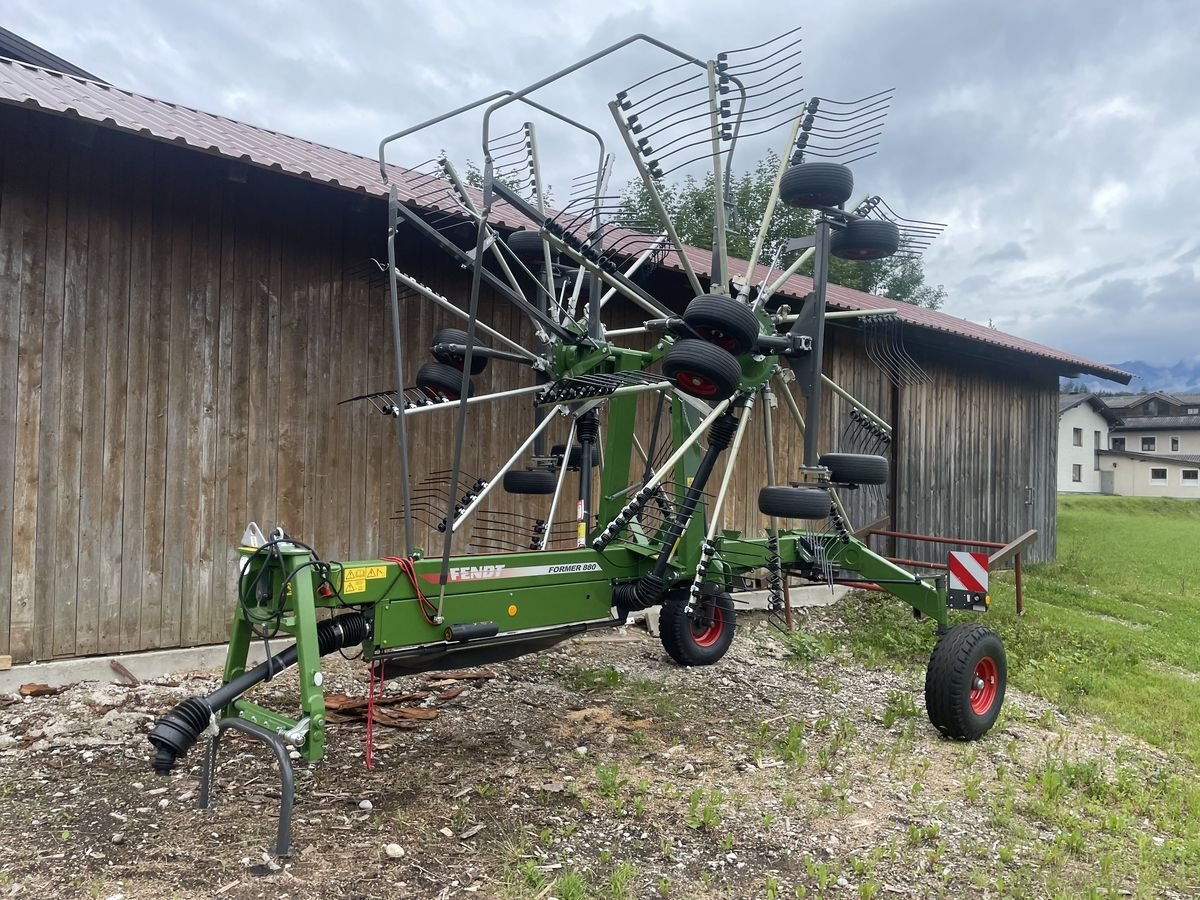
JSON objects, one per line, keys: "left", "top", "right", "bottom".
{"left": 844, "top": 494, "right": 1200, "bottom": 766}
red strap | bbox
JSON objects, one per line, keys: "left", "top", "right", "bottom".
{"left": 366, "top": 660, "right": 377, "bottom": 770}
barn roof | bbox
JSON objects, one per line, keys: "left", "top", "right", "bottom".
{"left": 0, "top": 56, "right": 1132, "bottom": 384}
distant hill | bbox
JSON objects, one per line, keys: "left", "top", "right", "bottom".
{"left": 1063, "top": 360, "right": 1200, "bottom": 394}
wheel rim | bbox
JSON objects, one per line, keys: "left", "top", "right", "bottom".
{"left": 676, "top": 370, "right": 719, "bottom": 396}
{"left": 691, "top": 600, "right": 724, "bottom": 648}
{"left": 693, "top": 326, "right": 738, "bottom": 352}
{"left": 970, "top": 656, "right": 999, "bottom": 715}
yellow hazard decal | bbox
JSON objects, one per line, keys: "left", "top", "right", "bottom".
{"left": 342, "top": 565, "right": 386, "bottom": 595}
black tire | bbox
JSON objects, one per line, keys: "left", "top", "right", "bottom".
{"left": 660, "top": 591, "right": 736, "bottom": 666}
{"left": 757, "top": 486, "right": 831, "bottom": 520}
{"left": 662, "top": 339, "right": 743, "bottom": 401}
{"left": 551, "top": 443, "right": 586, "bottom": 470}
{"left": 415, "top": 361, "right": 473, "bottom": 401}
{"left": 925, "top": 624, "right": 1007, "bottom": 741}
{"left": 819, "top": 452, "right": 889, "bottom": 486}
{"left": 831, "top": 220, "right": 900, "bottom": 261}
{"left": 430, "top": 328, "right": 488, "bottom": 375}
{"left": 506, "top": 229, "right": 550, "bottom": 264}
{"left": 779, "top": 163, "right": 854, "bottom": 209}
{"left": 681, "top": 294, "right": 762, "bottom": 356}
{"left": 502, "top": 469, "right": 558, "bottom": 495}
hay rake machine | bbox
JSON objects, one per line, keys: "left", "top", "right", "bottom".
{"left": 149, "top": 28, "right": 1006, "bottom": 856}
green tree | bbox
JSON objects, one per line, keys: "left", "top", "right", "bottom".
{"left": 616, "top": 150, "right": 946, "bottom": 310}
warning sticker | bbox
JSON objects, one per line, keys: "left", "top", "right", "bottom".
{"left": 342, "top": 565, "right": 387, "bottom": 595}
{"left": 344, "top": 566, "right": 386, "bottom": 581}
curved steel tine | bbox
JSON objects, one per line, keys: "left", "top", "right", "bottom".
{"left": 719, "top": 49, "right": 803, "bottom": 92}
{"left": 719, "top": 25, "right": 803, "bottom": 58}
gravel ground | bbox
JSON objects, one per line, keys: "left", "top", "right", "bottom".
{"left": 0, "top": 604, "right": 1186, "bottom": 899}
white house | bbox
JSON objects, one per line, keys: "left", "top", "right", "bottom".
{"left": 1057, "top": 394, "right": 1121, "bottom": 493}
{"left": 1104, "top": 392, "right": 1200, "bottom": 456}
{"left": 1096, "top": 450, "right": 1200, "bottom": 498}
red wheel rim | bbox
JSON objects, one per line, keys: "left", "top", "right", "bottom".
{"left": 676, "top": 370, "right": 719, "bottom": 396}
{"left": 970, "top": 656, "right": 999, "bottom": 715}
{"left": 694, "top": 326, "right": 738, "bottom": 352}
{"left": 691, "top": 600, "right": 724, "bottom": 648}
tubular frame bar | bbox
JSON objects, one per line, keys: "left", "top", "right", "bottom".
{"left": 386, "top": 189, "right": 416, "bottom": 556}
{"left": 390, "top": 200, "right": 573, "bottom": 342}
{"left": 451, "top": 406, "right": 566, "bottom": 533}
{"left": 390, "top": 269, "right": 536, "bottom": 361}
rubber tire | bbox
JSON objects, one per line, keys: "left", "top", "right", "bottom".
{"left": 819, "top": 452, "right": 889, "bottom": 486}
{"left": 779, "top": 162, "right": 854, "bottom": 209}
{"left": 925, "top": 623, "right": 1007, "bottom": 741}
{"left": 430, "top": 327, "right": 488, "bottom": 375}
{"left": 502, "top": 469, "right": 558, "bottom": 495}
{"left": 662, "top": 339, "right": 744, "bottom": 401}
{"left": 831, "top": 220, "right": 900, "bottom": 261}
{"left": 551, "top": 443, "right": 586, "bottom": 471}
{"left": 757, "top": 486, "right": 831, "bottom": 520}
{"left": 681, "top": 294, "right": 762, "bottom": 356}
{"left": 660, "top": 591, "right": 736, "bottom": 666}
{"left": 507, "top": 229, "right": 550, "bottom": 264}
{"left": 415, "top": 361, "right": 474, "bottom": 401}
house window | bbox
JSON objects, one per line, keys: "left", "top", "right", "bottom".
{"left": 1072, "top": 464, "right": 1082, "bottom": 482}
{"left": 1171, "top": 437, "right": 1180, "bottom": 452}
{"left": 1094, "top": 431, "right": 1101, "bottom": 469}
{"left": 1183, "top": 470, "right": 1199, "bottom": 485}
{"left": 1142, "top": 437, "right": 1157, "bottom": 452}
{"left": 1144, "top": 399, "right": 1169, "bottom": 416}
{"left": 1072, "top": 427, "right": 1083, "bottom": 446}
{"left": 1150, "top": 468, "right": 1168, "bottom": 485}
{"left": 1111, "top": 437, "right": 1125, "bottom": 451}
{"left": 1188, "top": 408, "right": 1199, "bottom": 415}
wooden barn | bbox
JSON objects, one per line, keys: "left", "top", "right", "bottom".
{"left": 0, "top": 57, "right": 1129, "bottom": 663}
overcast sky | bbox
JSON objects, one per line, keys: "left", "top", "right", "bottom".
{"left": 8, "top": 0, "right": 1199, "bottom": 373}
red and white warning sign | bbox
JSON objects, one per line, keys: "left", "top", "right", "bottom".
{"left": 947, "top": 551, "right": 990, "bottom": 610}
{"left": 948, "top": 551, "right": 989, "bottom": 593}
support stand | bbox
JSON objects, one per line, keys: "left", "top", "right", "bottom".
{"left": 197, "top": 718, "right": 296, "bottom": 859}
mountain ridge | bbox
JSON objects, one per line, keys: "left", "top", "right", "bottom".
{"left": 1064, "top": 360, "right": 1200, "bottom": 395}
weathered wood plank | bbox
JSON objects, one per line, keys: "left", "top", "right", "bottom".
{"left": 0, "top": 114, "right": 29, "bottom": 658}
{"left": 30, "top": 122, "right": 70, "bottom": 661}
{"left": 8, "top": 114, "right": 53, "bottom": 663}
{"left": 75, "top": 128, "right": 114, "bottom": 657}
{"left": 97, "top": 132, "right": 134, "bottom": 653}
{"left": 120, "top": 138, "right": 154, "bottom": 652}
{"left": 51, "top": 129, "right": 94, "bottom": 659}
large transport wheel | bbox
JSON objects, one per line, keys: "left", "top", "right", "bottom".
{"left": 830, "top": 220, "right": 900, "bottom": 260}
{"left": 682, "top": 294, "right": 762, "bottom": 355}
{"left": 507, "top": 229, "right": 551, "bottom": 264}
{"left": 819, "top": 452, "right": 889, "bottom": 485}
{"left": 430, "top": 327, "right": 488, "bottom": 375}
{"left": 415, "top": 361, "right": 474, "bottom": 401}
{"left": 757, "top": 485, "right": 831, "bottom": 519}
{"left": 779, "top": 162, "right": 854, "bottom": 209}
{"left": 660, "top": 591, "right": 736, "bottom": 666}
{"left": 925, "top": 623, "right": 1007, "bottom": 740}
{"left": 662, "top": 339, "right": 743, "bottom": 401}
{"left": 502, "top": 469, "right": 558, "bottom": 495}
